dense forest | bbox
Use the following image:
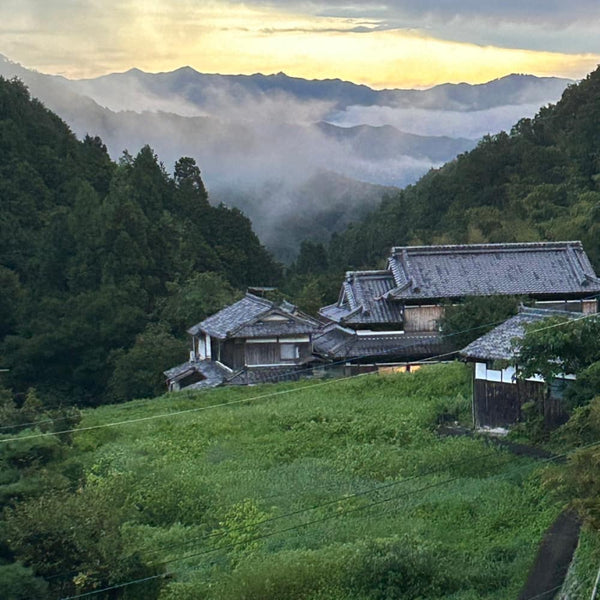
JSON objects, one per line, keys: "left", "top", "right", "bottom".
{"left": 325, "top": 67, "right": 600, "bottom": 272}
{"left": 2, "top": 66, "right": 600, "bottom": 599}
{"left": 0, "top": 76, "right": 282, "bottom": 406}
{"left": 5, "top": 65, "right": 600, "bottom": 408}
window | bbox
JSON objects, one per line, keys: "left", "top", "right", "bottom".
{"left": 280, "top": 343, "right": 299, "bottom": 360}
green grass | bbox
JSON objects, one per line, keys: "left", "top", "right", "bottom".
{"left": 560, "top": 527, "right": 600, "bottom": 598}
{"left": 68, "top": 363, "right": 561, "bottom": 599}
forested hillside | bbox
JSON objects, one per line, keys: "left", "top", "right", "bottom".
{"left": 0, "top": 365, "right": 581, "bottom": 599}
{"left": 0, "top": 77, "right": 281, "bottom": 406}
{"left": 327, "top": 67, "right": 600, "bottom": 271}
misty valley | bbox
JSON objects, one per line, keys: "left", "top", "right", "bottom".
{"left": 0, "top": 54, "right": 571, "bottom": 261}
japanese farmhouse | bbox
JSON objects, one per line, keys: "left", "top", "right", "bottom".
{"left": 166, "top": 241, "right": 600, "bottom": 392}
{"left": 460, "top": 307, "right": 581, "bottom": 429}
{"left": 316, "top": 241, "right": 600, "bottom": 362}
{"left": 164, "top": 293, "right": 320, "bottom": 391}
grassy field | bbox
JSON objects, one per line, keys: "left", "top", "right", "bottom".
{"left": 56, "top": 363, "right": 563, "bottom": 598}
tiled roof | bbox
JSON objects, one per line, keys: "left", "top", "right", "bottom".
{"left": 234, "top": 316, "right": 319, "bottom": 338}
{"left": 319, "top": 271, "right": 403, "bottom": 325}
{"left": 313, "top": 324, "right": 451, "bottom": 360}
{"left": 387, "top": 241, "right": 600, "bottom": 301}
{"left": 163, "top": 359, "right": 229, "bottom": 389}
{"left": 188, "top": 294, "right": 271, "bottom": 338}
{"left": 225, "top": 365, "right": 304, "bottom": 385}
{"left": 460, "top": 307, "right": 580, "bottom": 361}
{"left": 188, "top": 293, "right": 319, "bottom": 340}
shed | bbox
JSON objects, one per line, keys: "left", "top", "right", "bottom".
{"left": 460, "top": 307, "right": 579, "bottom": 428}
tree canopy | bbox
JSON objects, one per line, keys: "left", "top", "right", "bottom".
{"left": 0, "top": 76, "right": 282, "bottom": 406}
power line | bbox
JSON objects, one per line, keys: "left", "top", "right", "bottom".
{"left": 132, "top": 445, "right": 516, "bottom": 562}
{"left": 5, "top": 302, "right": 591, "bottom": 445}
{"left": 0, "top": 339, "right": 465, "bottom": 445}
{"left": 528, "top": 310, "right": 599, "bottom": 333}
{"left": 4, "top": 299, "right": 597, "bottom": 436}
{"left": 0, "top": 314, "right": 510, "bottom": 434}
{"left": 59, "top": 439, "right": 599, "bottom": 600}
{"left": 44, "top": 438, "right": 515, "bottom": 585}
{"left": 0, "top": 373, "right": 373, "bottom": 444}
{"left": 151, "top": 439, "right": 594, "bottom": 570}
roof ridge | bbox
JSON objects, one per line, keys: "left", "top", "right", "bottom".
{"left": 244, "top": 291, "right": 276, "bottom": 307}
{"left": 390, "top": 241, "right": 583, "bottom": 255}
{"left": 343, "top": 269, "right": 393, "bottom": 277}
{"left": 519, "top": 306, "right": 578, "bottom": 318}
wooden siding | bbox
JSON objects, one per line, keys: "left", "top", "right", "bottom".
{"left": 533, "top": 298, "right": 598, "bottom": 314}
{"left": 474, "top": 378, "right": 566, "bottom": 428}
{"left": 220, "top": 340, "right": 246, "bottom": 370}
{"left": 403, "top": 305, "right": 444, "bottom": 332}
{"left": 245, "top": 341, "right": 312, "bottom": 366}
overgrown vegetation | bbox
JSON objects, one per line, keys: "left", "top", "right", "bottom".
{"left": 440, "top": 295, "right": 522, "bottom": 348}
{"left": 3, "top": 63, "right": 600, "bottom": 599}
{"left": 321, "top": 69, "right": 600, "bottom": 274}
{"left": 0, "top": 365, "right": 571, "bottom": 599}
{"left": 0, "top": 76, "right": 280, "bottom": 407}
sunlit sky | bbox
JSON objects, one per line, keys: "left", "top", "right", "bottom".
{"left": 1, "top": 1, "right": 600, "bottom": 88}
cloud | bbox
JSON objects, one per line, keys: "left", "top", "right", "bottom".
{"left": 327, "top": 103, "right": 552, "bottom": 140}
{"left": 232, "top": 1, "right": 600, "bottom": 54}
{"left": 1, "top": 1, "right": 598, "bottom": 87}
{"left": 277, "top": 1, "right": 600, "bottom": 26}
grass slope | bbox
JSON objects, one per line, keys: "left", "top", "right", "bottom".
{"left": 73, "top": 363, "right": 561, "bottom": 599}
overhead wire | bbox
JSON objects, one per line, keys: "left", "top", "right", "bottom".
{"left": 128, "top": 443, "right": 517, "bottom": 561}
{"left": 3, "top": 294, "right": 596, "bottom": 596}
{"left": 2, "top": 293, "right": 598, "bottom": 436}
{"left": 0, "top": 311, "right": 522, "bottom": 434}
{"left": 58, "top": 438, "right": 600, "bottom": 600}
{"left": 4, "top": 303, "right": 597, "bottom": 445}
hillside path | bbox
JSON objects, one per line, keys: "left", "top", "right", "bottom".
{"left": 517, "top": 510, "right": 581, "bottom": 600}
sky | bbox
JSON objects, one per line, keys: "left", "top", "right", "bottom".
{"left": 1, "top": 1, "right": 600, "bottom": 88}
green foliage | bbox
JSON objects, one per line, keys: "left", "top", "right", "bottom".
{"left": 544, "top": 442, "right": 600, "bottom": 529}
{"left": 347, "top": 536, "right": 460, "bottom": 599}
{"left": 0, "top": 77, "right": 283, "bottom": 405}
{"left": 516, "top": 316, "right": 600, "bottom": 383}
{"left": 440, "top": 295, "right": 522, "bottom": 348}
{"left": 159, "top": 272, "right": 240, "bottom": 336}
{"left": 216, "top": 499, "right": 270, "bottom": 565}
{"left": 559, "top": 527, "right": 600, "bottom": 599}
{"left": 565, "top": 361, "right": 600, "bottom": 409}
{"left": 108, "top": 324, "right": 188, "bottom": 403}
{"left": 19, "top": 365, "right": 555, "bottom": 599}
{"left": 294, "top": 240, "right": 329, "bottom": 275}
{"left": 0, "top": 562, "right": 49, "bottom": 600}
{"left": 327, "top": 67, "right": 600, "bottom": 274}
{"left": 4, "top": 485, "right": 161, "bottom": 599}
{"left": 554, "top": 397, "right": 600, "bottom": 448}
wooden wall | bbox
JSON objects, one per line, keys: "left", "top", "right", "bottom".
{"left": 404, "top": 305, "right": 444, "bottom": 332}
{"left": 219, "top": 340, "right": 245, "bottom": 369}
{"left": 245, "top": 341, "right": 312, "bottom": 367}
{"left": 474, "top": 378, "right": 565, "bottom": 428}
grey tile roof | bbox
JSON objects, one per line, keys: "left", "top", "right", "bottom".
{"left": 460, "top": 307, "right": 579, "bottom": 361}
{"left": 188, "top": 294, "right": 272, "bottom": 339}
{"left": 313, "top": 324, "right": 451, "bottom": 360}
{"left": 225, "top": 365, "right": 305, "bottom": 385}
{"left": 319, "top": 271, "right": 403, "bottom": 325}
{"left": 163, "top": 359, "right": 229, "bottom": 389}
{"left": 387, "top": 241, "right": 600, "bottom": 301}
{"left": 188, "top": 293, "right": 319, "bottom": 340}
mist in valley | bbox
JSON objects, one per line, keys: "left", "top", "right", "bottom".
{"left": 0, "top": 56, "right": 571, "bottom": 260}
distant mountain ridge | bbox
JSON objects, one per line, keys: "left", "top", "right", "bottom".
{"left": 0, "top": 54, "right": 574, "bottom": 260}
{"left": 326, "top": 66, "right": 600, "bottom": 272}
{"left": 69, "top": 64, "right": 572, "bottom": 113}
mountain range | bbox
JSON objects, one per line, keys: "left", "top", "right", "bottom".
{"left": 0, "top": 54, "right": 573, "bottom": 260}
